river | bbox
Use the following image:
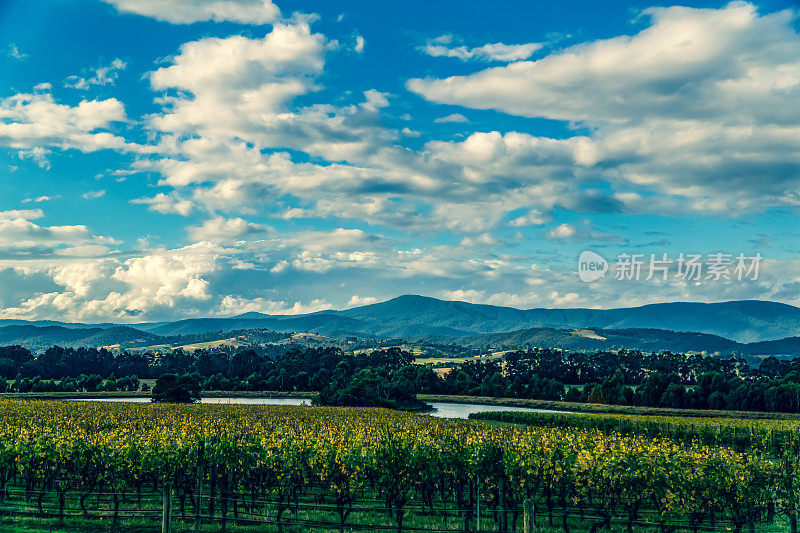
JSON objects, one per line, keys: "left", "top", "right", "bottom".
{"left": 69, "top": 397, "right": 567, "bottom": 419}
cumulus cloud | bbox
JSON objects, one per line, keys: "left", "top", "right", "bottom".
{"left": 509, "top": 209, "right": 551, "bottom": 227}
{"left": 347, "top": 294, "right": 377, "bottom": 307}
{"left": 147, "top": 21, "right": 325, "bottom": 140}
{"left": 126, "top": 18, "right": 622, "bottom": 237}
{"left": 0, "top": 209, "right": 113, "bottom": 257}
{"left": 0, "top": 222, "right": 795, "bottom": 321}
{"left": 131, "top": 193, "right": 194, "bottom": 216}
{"left": 217, "top": 295, "right": 333, "bottom": 316}
{"left": 188, "top": 217, "right": 269, "bottom": 242}
{"left": 0, "top": 209, "right": 44, "bottom": 220}
{"left": 408, "top": 3, "right": 800, "bottom": 212}
{"left": 102, "top": 0, "right": 279, "bottom": 24}
{"left": 543, "top": 222, "right": 622, "bottom": 243}
{"left": 0, "top": 243, "right": 221, "bottom": 321}
{"left": 0, "top": 92, "right": 137, "bottom": 162}
{"left": 420, "top": 34, "right": 542, "bottom": 62}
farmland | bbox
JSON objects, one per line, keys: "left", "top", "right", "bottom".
{"left": 0, "top": 399, "right": 796, "bottom": 532}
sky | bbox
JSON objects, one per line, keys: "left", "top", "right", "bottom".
{"left": 0, "top": 0, "right": 799, "bottom": 323}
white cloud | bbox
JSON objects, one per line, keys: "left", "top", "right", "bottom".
{"left": 0, "top": 209, "right": 43, "bottom": 220}
{"left": 65, "top": 59, "right": 126, "bottom": 90}
{"left": 410, "top": 4, "right": 798, "bottom": 122}
{"left": 82, "top": 190, "right": 106, "bottom": 199}
{"left": 0, "top": 220, "right": 91, "bottom": 248}
{"left": 102, "top": 0, "right": 279, "bottom": 24}
{"left": 0, "top": 92, "right": 136, "bottom": 162}
{"left": 8, "top": 44, "right": 26, "bottom": 61}
{"left": 509, "top": 209, "right": 551, "bottom": 227}
{"left": 347, "top": 294, "right": 377, "bottom": 307}
{"left": 421, "top": 34, "right": 542, "bottom": 62}
{"left": 147, "top": 21, "right": 326, "bottom": 144}
{"left": 434, "top": 113, "right": 468, "bottom": 123}
{"left": 408, "top": 3, "right": 800, "bottom": 212}
{"left": 354, "top": 35, "right": 365, "bottom": 53}
{"left": 217, "top": 295, "right": 333, "bottom": 316}
{"left": 0, "top": 209, "right": 113, "bottom": 257}
{"left": 543, "top": 222, "right": 621, "bottom": 243}
{"left": 22, "top": 195, "right": 53, "bottom": 204}
{"left": 132, "top": 192, "right": 194, "bottom": 216}
{"left": 188, "top": 216, "right": 269, "bottom": 241}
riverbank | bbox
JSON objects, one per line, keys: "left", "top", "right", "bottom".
{"left": 4, "top": 390, "right": 800, "bottom": 420}
{"left": 0, "top": 390, "right": 315, "bottom": 400}
{"left": 418, "top": 394, "right": 800, "bottom": 420}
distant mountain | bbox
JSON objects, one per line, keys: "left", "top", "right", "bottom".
{"left": 3, "top": 295, "right": 800, "bottom": 351}
{"left": 0, "top": 319, "right": 120, "bottom": 330}
{"left": 457, "top": 327, "right": 740, "bottom": 354}
{"left": 0, "top": 325, "right": 162, "bottom": 352}
{"left": 332, "top": 296, "right": 800, "bottom": 343}
{"left": 740, "top": 336, "right": 800, "bottom": 356}
{"left": 141, "top": 314, "right": 365, "bottom": 337}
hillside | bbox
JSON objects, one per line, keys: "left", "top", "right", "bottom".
{"left": 458, "top": 327, "right": 741, "bottom": 353}
{"left": 3, "top": 296, "right": 800, "bottom": 352}
{"left": 0, "top": 325, "right": 162, "bottom": 352}
{"left": 165, "top": 296, "right": 798, "bottom": 342}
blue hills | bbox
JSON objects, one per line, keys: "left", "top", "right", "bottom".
{"left": 2, "top": 295, "right": 800, "bottom": 354}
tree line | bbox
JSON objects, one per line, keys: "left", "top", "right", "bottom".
{"left": 4, "top": 344, "right": 800, "bottom": 412}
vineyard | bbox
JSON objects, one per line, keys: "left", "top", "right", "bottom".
{"left": 468, "top": 410, "right": 800, "bottom": 454}
{"left": 0, "top": 400, "right": 795, "bottom": 532}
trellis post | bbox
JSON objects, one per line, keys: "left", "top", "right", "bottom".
{"left": 162, "top": 481, "right": 173, "bottom": 533}
{"left": 523, "top": 498, "right": 535, "bottom": 532}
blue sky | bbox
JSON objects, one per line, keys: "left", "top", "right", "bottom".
{"left": 1, "top": 0, "right": 799, "bottom": 322}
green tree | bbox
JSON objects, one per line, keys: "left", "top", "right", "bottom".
{"left": 150, "top": 373, "right": 201, "bottom": 403}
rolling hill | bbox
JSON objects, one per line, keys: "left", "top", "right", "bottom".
{"left": 198, "top": 295, "right": 800, "bottom": 343}
{"left": 3, "top": 295, "right": 800, "bottom": 353}
{"left": 0, "top": 325, "right": 162, "bottom": 352}
{"left": 457, "top": 327, "right": 741, "bottom": 354}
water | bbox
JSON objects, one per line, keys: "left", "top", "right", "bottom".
{"left": 426, "top": 402, "right": 566, "bottom": 419}
{"left": 69, "top": 397, "right": 566, "bottom": 419}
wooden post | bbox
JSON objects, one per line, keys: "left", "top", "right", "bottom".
{"left": 497, "top": 478, "right": 506, "bottom": 532}
{"left": 162, "top": 481, "right": 173, "bottom": 533}
{"left": 523, "top": 499, "right": 535, "bottom": 533}
{"left": 476, "top": 478, "right": 480, "bottom": 533}
{"left": 194, "top": 464, "right": 204, "bottom": 533}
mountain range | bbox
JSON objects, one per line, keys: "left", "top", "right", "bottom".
{"left": 2, "top": 295, "right": 800, "bottom": 355}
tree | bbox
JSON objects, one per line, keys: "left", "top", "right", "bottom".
{"left": 588, "top": 370, "right": 628, "bottom": 405}
{"left": 314, "top": 367, "right": 430, "bottom": 411}
{"left": 151, "top": 373, "right": 202, "bottom": 403}
{"left": 0, "top": 346, "right": 33, "bottom": 378}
